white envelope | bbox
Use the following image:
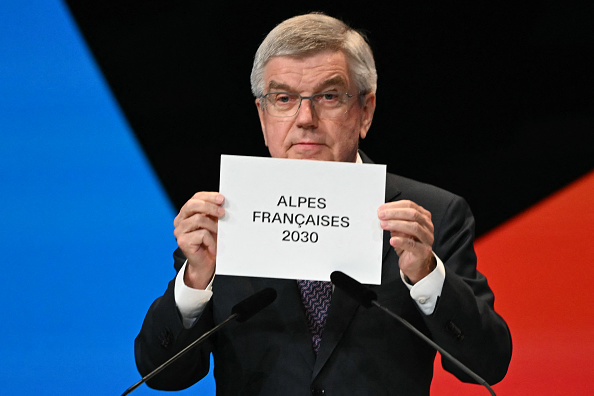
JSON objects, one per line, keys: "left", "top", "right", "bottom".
{"left": 216, "top": 155, "right": 386, "bottom": 284}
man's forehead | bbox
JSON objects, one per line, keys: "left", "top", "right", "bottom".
{"left": 263, "top": 51, "right": 352, "bottom": 92}
{"left": 267, "top": 75, "right": 349, "bottom": 91}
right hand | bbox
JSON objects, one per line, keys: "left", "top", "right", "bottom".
{"left": 173, "top": 192, "right": 225, "bottom": 289}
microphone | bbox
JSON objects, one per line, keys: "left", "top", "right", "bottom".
{"left": 330, "top": 271, "right": 496, "bottom": 396}
{"left": 232, "top": 287, "right": 277, "bottom": 322}
{"left": 330, "top": 270, "right": 377, "bottom": 308}
{"left": 121, "top": 287, "right": 277, "bottom": 396}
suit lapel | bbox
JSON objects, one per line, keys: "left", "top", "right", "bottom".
{"left": 311, "top": 286, "right": 360, "bottom": 379}
{"left": 311, "top": 152, "right": 402, "bottom": 380}
{"left": 266, "top": 278, "right": 317, "bottom": 371}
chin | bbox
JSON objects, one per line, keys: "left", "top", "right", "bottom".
{"left": 285, "top": 146, "right": 334, "bottom": 161}
{"left": 289, "top": 153, "right": 334, "bottom": 162}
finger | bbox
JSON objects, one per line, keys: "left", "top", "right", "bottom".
{"left": 380, "top": 219, "right": 434, "bottom": 246}
{"left": 191, "top": 191, "right": 225, "bottom": 204}
{"left": 175, "top": 192, "right": 225, "bottom": 226}
{"left": 379, "top": 199, "right": 427, "bottom": 211}
{"left": 378, "top": 201, "right": 432, "bottom": 225}
{"left": 379, "top": 207, "right": 433, "bottom": 232}
{"left": 174, "top": 213, "right": 219, "bottom": 239}
{"left": 193, "top": 229, "right": 217, "bottom": 255}
{"left": 378, "top": 206, "right": 434, "bottom": 244}
{"left": 389, "top": 235, "right": 431, "bottom": 258}
{"left": 179, "top": 228, "right": 218, "bottom": 256}
{"left": 181, "top": 192, "right": 225, "bottom": 217}
{"left": 389, "top": 237, "right": 404, "bottom": 256}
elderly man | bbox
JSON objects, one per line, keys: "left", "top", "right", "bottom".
{"left": 135, "top": 13, "right": 512, "bottom": 395}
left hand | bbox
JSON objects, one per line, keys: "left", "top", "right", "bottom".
{"left": 378, "top": 200, "right": 436, "bottom": 283}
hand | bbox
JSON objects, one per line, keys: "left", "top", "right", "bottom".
{"left": 378, "top": 200, "right": 436, "bottom": 284}
{"left": 173, "top": 192, "right": 225, "bottom": 289}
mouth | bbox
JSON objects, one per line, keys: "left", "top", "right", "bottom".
{"left": 292, "top": 142, "right": 323, "bottom": 147}
{"left": 286, "top": 141, "right": 330, "bottom": 160}
{"left": 289, "top": 142, "right": 326, "bottom": 158}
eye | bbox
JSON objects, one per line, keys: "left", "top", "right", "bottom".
{"left": 315, "top": 92, "right": 340, "bottom": 102}
{"left": 272, "top": 93, "right": 298, "bottom": 105}
{"left": 277, "top": 94, "right": 290, "bottom": 103}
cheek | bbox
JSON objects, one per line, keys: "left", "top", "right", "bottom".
{"left": 262, "top": 121, "right": 291, "bottom": 154}
{"left": 328, "top": 119, "right": 363, "bottom": 157}
{"left": 330, "top": 119, "right": 360, "bottom": 143}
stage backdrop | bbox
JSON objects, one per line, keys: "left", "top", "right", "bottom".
{"left": 1, "top": 1, "right": 592, "bottom": 395}
{"left": 0, "top": 1, "right": 210, "bottom": 394}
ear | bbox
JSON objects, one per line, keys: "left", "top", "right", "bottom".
{"left": 358, "top": 92, "right": 376, "bottom": 140}
{"left": 256, "top": 98, "right": 269, "bottom": 147}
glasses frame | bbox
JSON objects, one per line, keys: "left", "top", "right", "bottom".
{"left": 260, "top": 91, "right": 355, "bottom": 118}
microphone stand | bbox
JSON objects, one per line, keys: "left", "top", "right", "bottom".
{"left": 330, "top": 270, "right": 497, "bottom": 396}
{"left": 122, "top": 287, "right": 276, "bottom": 395}
{"left": 371, "top": 299, "right": 496, "bottom": 396}
{"left": 121, "top": 314, "right": 237, "bottom": 396}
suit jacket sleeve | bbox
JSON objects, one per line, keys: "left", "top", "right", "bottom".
{"left": 422, "top": 191, "right": 512, "bottom": 384}
{"left": 134, "top": 248, "right": 214, "bottom": 390}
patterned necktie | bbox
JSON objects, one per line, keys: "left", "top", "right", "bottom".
{"left": 297, "top": 280, "right": 332, "bottom": 353}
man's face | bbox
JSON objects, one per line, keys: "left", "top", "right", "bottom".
{"left": 256, "top": 50, "right": 375, "bottom": 162}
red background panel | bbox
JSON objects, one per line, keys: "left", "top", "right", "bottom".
{"left": 431, "top": 170, "right": 594, "bottom": 395}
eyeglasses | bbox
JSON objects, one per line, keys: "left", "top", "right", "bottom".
{"left": 260, "top": 92, "right": 355, "bottom": 119}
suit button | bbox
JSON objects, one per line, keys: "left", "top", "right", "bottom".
{"left": 158, "top": 328, "right": 174, "bottom": 349}
{"left": 311, "top": 387, "right": 325, "bottom": 395}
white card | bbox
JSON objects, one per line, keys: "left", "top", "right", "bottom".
{"left": 216, "top": 155, "right": 386, "bottom": 284}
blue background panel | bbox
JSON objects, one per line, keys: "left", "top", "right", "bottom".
{"left": 0, "top": 1, "right": 214, "bottom": 394}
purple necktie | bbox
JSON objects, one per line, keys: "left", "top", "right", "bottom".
{"left": 297, "top": 280, "right": 332, "bottom": 353}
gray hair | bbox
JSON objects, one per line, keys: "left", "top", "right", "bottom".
{"left": 250, "top": 13, "right": 377, "bottom": 98}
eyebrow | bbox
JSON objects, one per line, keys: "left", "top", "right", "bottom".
{"left": 314, "top": 76, "right": 348, "bottom": 92}
{"left": 267, "top": 81, "right": 292, "bottom": 92}
{"left": 267, "top": 76, "right": 349, "bottom": 93}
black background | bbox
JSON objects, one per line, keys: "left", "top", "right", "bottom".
{"left": 65, "top": 0, "right": 593, "bottom": 236}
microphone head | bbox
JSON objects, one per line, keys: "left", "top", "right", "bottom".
{"left": 330, "top": 271, "right": 377, "bottom": 308}
{"left": 231, "top": 288, "right": 277, "bottom": 322}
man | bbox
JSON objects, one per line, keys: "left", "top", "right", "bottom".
{"left": 135, "top": 13, "right": 512, "bottom": 395}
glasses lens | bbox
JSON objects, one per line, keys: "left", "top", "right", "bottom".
{"left": 312, "top": 93, "right": 349, "bottom": 118}
{"left": 264, "top": 92, "right": 352, "bottom": 118}
{"left": 266, "top": 93, "right": 300, "bottom": 117}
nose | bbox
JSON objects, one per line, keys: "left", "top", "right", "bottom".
{"left": 295, "top": 97, "right": 318, "bottom": 128}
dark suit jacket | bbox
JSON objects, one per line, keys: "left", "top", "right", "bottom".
{"left": 135, "top": 153, "right": 512, "bottom": 395}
